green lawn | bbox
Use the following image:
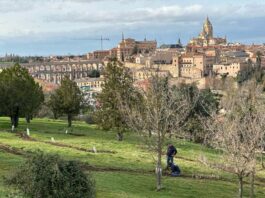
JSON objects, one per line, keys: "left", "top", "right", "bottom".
{"left": 0, "top": 117, "right": 265, "bottom": 198}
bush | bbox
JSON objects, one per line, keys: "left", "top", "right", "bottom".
{"left": 6, "top": 152, "right": 95, "bottom": 198}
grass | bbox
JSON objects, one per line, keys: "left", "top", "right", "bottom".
{"left": 0, "top": 117, "right": 265, "bottom": 197}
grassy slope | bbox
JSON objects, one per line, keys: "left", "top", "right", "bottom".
{"left": 0, "top": 117, "right": 265, "bottom": 198}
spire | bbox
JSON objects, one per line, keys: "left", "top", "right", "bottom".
{"left": 205, "top": 15, "right": 211, "bottom": 25}
{"left": 122, "top": 32, "right": 124, "bottom": 42}
{"left": 177, "top": 38, "right": 181, "bottom": 45}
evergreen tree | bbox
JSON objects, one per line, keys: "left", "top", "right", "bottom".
{"left": 178, "top": 84, "right": 219, "bottom": 143}
{"left": 49, "top": 76, "right": 83, "bottom": 128}
{"left": 94, "top": 59, "right": 134, "bottom": 141}
{"left": 0, "top": 63, "right": 44, "bottom": 127}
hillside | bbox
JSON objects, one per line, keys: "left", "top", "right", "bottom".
{"left": 0, "top": 117, "right": 265, "bottom": 198}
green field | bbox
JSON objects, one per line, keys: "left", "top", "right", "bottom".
{"left": 0, "top": 117, "right": 265, "bottom": 198}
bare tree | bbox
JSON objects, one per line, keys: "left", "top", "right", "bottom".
{"left": 119, "top": 76, "right": 194, "bottom": 191}
{"left": 206, "top": 81, "right": 265, "bottom": 198}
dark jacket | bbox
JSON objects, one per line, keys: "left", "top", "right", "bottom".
{"left": 171, "top": 164, "right": 181, "bottom": 173}
{"left": 167, "top": 145, "right": 177, "bottom": 157}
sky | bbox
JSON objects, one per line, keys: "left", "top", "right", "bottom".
{"left": 0, "top": 0, "right": 265, "bottom": 56}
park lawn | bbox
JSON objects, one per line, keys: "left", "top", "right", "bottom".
{"left": 0, "top": 118, "right": 233, "bottom": 177}
{"left": 0, "top": 117, "right": 265, "bottom": 197}
{"left": 0, "top": 151, "right": 265, "bottom": 198}
{"left": 94, "top": 172, "right": 265, "bottom": 198}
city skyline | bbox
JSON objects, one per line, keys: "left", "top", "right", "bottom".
{"left": 0, "top": 0, "right": 265, "bottom": 56}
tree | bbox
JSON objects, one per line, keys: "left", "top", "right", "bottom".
{"left": 6, "top": 152, "right": 95, "bottom": 198}
{"left": 179, "top": 84, "right": 219, "bottom": 143}
{"left": 49, "top": 76, "right": 83, "bottom": 128}
{"left": 206, "top": 81, "right": 265, "bottom": 198}
{"left": 131, "top": 45, "right": 138, "bottom": 56}
{"left": 0, "top": 63, "right": 44, "bottom": 128}
{"left": 119, "top": 76, "right": 193, "bottom": 190}
{"left": 88, "top": 70, "right": 100, "bottom": 78}
{"left": 94, "top": 59, "right": 134, "bottom": 141}
{"left": 22, "top": 77, "right": 44, "bottom": 124}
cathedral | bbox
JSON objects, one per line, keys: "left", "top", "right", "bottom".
{"left": 189, "top": 17, "right": 227, "bottom": 47}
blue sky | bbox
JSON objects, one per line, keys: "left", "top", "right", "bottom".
{"left": 0, "top": 0, "right": 265, "bottom": 56}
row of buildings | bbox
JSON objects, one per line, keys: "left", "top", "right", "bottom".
{"left": 87, "top": 35, "right": 157, "bottom": 62}
{"left": 1, "top": 17, "right": 264, "bottom": 106}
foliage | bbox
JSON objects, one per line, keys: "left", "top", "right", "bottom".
{"left": 88, "top": 70, "right": 100, "bottom": 78}
{"left": 5, "top": 152, "right": 95, "bottom": 198}
{"left": 131, "top": 45, "right": 139, "bottom": 56}
{"left": 208, "top": 81, "right": 265, "bottom": 198}
{"left": 0, "top": 63, "right": 44, "bottom": 127}
{"left": 94, "top": 59, "right": 134, "bottom": 140}
{"left": 178, "top": 84, "right": 219, "bottom": 143}
{"left": 49, "top": 76, "right": 83, "bottom": 127}
{"left": 120, "top": 76, "right": 194, "bottom": 190}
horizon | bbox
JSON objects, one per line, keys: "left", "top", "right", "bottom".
{"left": 0, "top": 0, "right": 265, "bottom": 56}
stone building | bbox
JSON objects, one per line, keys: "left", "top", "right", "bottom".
{"left": 87, "top": 50, "right": 110, "bottom": 60}
{"left": 116, "top": 35, "right": 157, "bottom": 61}
{"left": 172, "top": 53, "right": 213, "bottom": 79}
{"left": 189, "top": 17, "right": 227, "bottom": 47}
{"left": 213, "top": 62, "right": 248, "bottom": 77}
{"left": 132, "top": 68, "right": 169, "bottom": 81}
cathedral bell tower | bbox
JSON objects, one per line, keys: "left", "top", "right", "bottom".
{"left": 199, "top": 16, "right": 213, "bottom": 39}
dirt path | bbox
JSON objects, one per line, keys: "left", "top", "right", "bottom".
{"left": 1, "top": 142, "right": 265, "bottom": 187}
{"left": 16, "top": 132, "right": 117, "bottom": 154}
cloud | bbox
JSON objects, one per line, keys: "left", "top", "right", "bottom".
{"left": 46, "top": 4, "right": 203, "bottom": 24}
{"left": 0, "top": 0, "right": 265, "bottom": 55}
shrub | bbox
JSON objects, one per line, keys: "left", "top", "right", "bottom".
{"left": 6, "top": 152, "right": 95, "bottom": 198}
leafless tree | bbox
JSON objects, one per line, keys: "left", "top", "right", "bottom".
{"left": 206, "top": 81, "right": 265, "bottom": 198}
{"left": 119, "top": 76, "right": 194, "bottom": 191}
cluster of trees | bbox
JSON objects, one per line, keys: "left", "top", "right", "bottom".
{"left": 96, "top": 59, "right": 265, "bottom": 196}
{"left": 2, "top": 61, "right": 265, "bottom": 196}
{"left": 204, "top": 81, "right": 265, "bottom": 198}
{"left": 237, "top": 51, "right": 264, "bottom": 84}
{"left": 95, "top": 59, "right": 219, "bottom": 190}
{"left": 0, "top": 64, "right": 44, "bottom": 128}
{"left": 0, "top": 64, "right": 91, "bottom": 197}
{"left": 0, "top": 63, "right": 85, "bottom": 130}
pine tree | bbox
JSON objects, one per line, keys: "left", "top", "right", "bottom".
{"left": 94, "top": 59, "right": 134, "bottom": 141}
{"left": 49, "top": 76, "right": 83, "bottom": 128}
{"left": 0, "top": 63, "right": 44, "bottom": 128}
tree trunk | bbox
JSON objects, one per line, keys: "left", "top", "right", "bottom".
{"left": 10, "top": 116, "right": 15, "bottom": 132}
{"left": 14, "top": 106, "right": 19, "bottom": 128}
{"left": 117, "top": 132, "right": 123, "bottom": 141}
{"left": 67, "top": 114, "right": 72, "bottom": 128}
{"left": 189, "top": 130, "right": 193, "bottom": 142}
{"left": 250, "top": 170, "right": 255, "bottom": 198}
{"left": 168, "top": 130, "right": 172, "bottom": 139}
{"left": 14, "top": 114, "right": 19, "bottom": 128}
{"left": 149, "top": 130, "right": 152, "bottom": 137}
{"left": 156, "top": 132, "right": 162, "bottom": 191}
{"left": 238, "top": 175, "right": 243, "bottom": 198}
{"left": 261, "top": 142, "right": 265, "bottom": 169}
{"left": 261, "top": 151, "right": 265, "bottom": 169}
{"left": 26, "top": 115, "right": 31, "bottom": 124}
